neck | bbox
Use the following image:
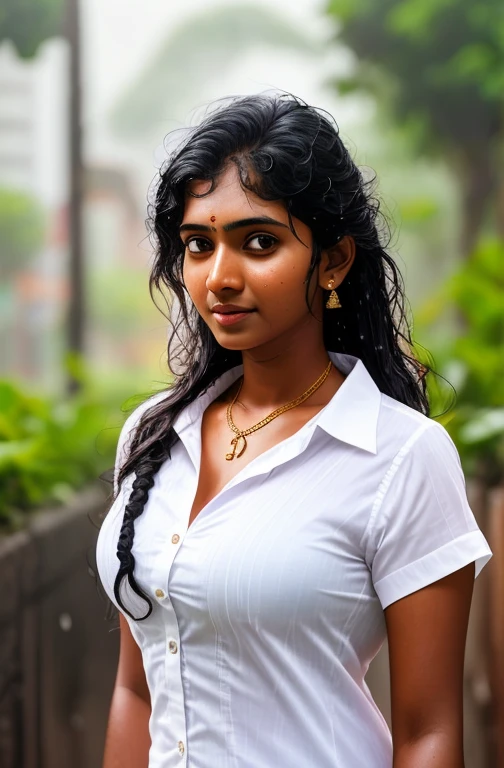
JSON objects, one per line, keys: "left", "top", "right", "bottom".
{"left": 235, "top": 323, "right": 340, "bottom": 411}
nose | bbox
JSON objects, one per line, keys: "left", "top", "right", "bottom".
{"left": 205, "top": 243, "right": 244, "bottom": 295}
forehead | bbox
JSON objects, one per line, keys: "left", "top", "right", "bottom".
{"left": 182, "top": 164, "right": 287, "bottom": 223}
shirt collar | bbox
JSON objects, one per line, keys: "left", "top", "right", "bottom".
{"left": 318, "top": 352, "right": 380, "bottom": 454}
{"left": 173, "top": 351, "right": 381, "bottom": 455}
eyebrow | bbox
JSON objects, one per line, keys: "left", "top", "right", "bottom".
{"left": 179, "top": 216, "right": 289, "bottom": 234}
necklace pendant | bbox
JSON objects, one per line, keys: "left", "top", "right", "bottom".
{"left": 225, "top": 360, "right": 332, "bottom": 461}
{"left": 225, "top": 434, "right": 247, "bottom": 460}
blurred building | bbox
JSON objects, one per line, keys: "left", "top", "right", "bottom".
{"left": 0, "top": 40, "right": 153, "bottom": 388}
{"left": 0, "top": 44, "right": 36, "bottom": 191}
{"left": 0, "top": 39, "right": 68, "bottom": 203}
{"left": 0, "top": 40, "right": 69, "bottom": 387}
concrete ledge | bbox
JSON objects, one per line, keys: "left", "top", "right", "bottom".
{"left": 0, "top": 484, "right": 119, "bottom": 768}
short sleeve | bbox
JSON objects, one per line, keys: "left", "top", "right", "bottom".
{"left": 366, "top": 421, "right": 492, "bottom": 610}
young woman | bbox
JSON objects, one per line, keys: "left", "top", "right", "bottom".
{"left": 96, "top": 93, "right": 492, "bottom": 768}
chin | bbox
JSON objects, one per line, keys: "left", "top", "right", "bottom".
{"left": 216, "top": 332, "right": 285, "bottom": 357}
{"left": 214, "top": 335, "right": 260, "bottom": 351}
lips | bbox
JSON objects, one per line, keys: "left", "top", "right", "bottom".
{"left": 211, "top": 304, "right": 254, "bottom": 314}
{"left": 210, "top": 305, "right": 256, "bottom": 327}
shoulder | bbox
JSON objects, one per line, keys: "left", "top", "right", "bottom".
{"left": 371, "top": 399, "right": 468, "bottom": 533}
{"left": 114, "top": 388, "right": 172, "bottom": 493}
{"left": 119, "top": 388, "right": 170, "bottom": 436}
{"left": 377, "top": 393, "right": 457, "bottom": 463}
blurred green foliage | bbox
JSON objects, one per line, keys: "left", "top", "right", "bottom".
{"left": 327, "top": 0, "right": 503, "bottom": 145}
{"left": 327, "top": 0, "right": 503, "bottom": 253}
{"left": 419, "top": 239, "right": 504, "bottom": 484}
{"left": 0, "top": 0, "right": 63, "bottom": 58}
{"left": 0, "top": 188, "right": 46, "bottom": 278}
{"left": 0, "top": 356, "right": 167, "bottom": 531}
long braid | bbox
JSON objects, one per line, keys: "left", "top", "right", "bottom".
{"left": 112, "top": 347, "right": 240, "bottom": 621}
{"left": 113, "top": 435, "right": 172, "bottom": 620}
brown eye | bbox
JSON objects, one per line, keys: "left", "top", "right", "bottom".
{"left": 186, "top": 237, "right": 212, "bottom": 253}
{"left": 245, "top": 234, "right": 278, "bottom": 251}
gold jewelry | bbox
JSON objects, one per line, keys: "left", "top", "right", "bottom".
{"left": 326, "top": 279, "right": 341, "bottom": 309}
{"left": 225, "top": 360, "right": 333, "bottom": 460}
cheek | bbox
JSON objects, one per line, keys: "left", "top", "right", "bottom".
{"left": 253, "top": 257, "right": 310, "bottom": 305}
{"left": 182, "top": 260, "right": 205, "bottom": 302}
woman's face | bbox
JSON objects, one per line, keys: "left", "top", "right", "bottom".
{"left": 181, "top": 163, "right": 326, "bottom": 355}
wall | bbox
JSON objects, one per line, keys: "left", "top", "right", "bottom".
{"left": 0, "top": 486, "right": 118, "bottom": 768}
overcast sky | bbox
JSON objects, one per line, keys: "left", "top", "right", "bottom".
{"left": 82, "top": 0, "right": 332, "bottom": 114}
{"left": 78, "top": 0, "right": 375, "bottom": 180}
{"left": 7, "top": 1, "right": 372, "bottom": 206}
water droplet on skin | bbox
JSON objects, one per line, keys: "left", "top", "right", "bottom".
{"left": 59, "top": 613, "right": 72, "bottom": 632}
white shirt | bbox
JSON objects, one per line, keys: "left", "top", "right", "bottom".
{"left": 96, "top": 351, "right": 492, "bottom": 768}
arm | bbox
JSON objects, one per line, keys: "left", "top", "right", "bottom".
{"left": 102, "top": 614, "right": 152, "bottom": 768}
{"left": 384, "top": 562, "right": 475, "bottom": 768}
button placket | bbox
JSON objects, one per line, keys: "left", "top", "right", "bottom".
{"left": 162, "top": 614, "right": 186, "bottom": 764}
{"left": 152, "top": 525, "right": 187, "bottom": 766}
{"left": 163, "top": 615, "right": 186, "bottom": 764}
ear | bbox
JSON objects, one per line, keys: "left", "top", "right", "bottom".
{"left": 317, "top": 235, "right": 356, "bottom": 290}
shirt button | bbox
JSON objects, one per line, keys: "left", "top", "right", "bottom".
{"left": 168, "top": 640, "right": 178, "bottom": 654}
{"left": 171, "top": 533, "right": 180, "bottom": 544}
{"left": 155, "top": 588, "right": 165, "bottom": 598}
{"left": 178, "top": 740, "right": 185, "bottom": 756}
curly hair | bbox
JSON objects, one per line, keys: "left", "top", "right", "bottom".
{"left": 112, "top": 92, "right": 437, "bottom": 620}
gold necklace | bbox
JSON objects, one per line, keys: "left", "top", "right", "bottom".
{"left": 225, "top": 360, "right": 333, "bottom": 460}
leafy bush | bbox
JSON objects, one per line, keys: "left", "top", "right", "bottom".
{"left": 0, "top": 361, "right": 168, "bottom": 531}
{"left": 417, "top": 239, "right": 504, "bottom": 484}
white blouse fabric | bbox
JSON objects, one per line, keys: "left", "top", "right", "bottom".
{"left": 96, "top": 351, "right": 492, "bottom": 768}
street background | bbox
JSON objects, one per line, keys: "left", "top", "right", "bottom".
{"left": 0, "top": 1, "right": 502, "bottom": 765}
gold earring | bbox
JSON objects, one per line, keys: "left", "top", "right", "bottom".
{"left": 326, "top": 279, "right": 342, "bottom": 309}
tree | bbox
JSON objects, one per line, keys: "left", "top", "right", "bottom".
{"left": 327, "top": 0, "right": 504, "bottom": 256}
{"left": 0, "top": 0, "right": 63, "bottom": 56}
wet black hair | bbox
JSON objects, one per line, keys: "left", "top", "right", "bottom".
{"left": 112, "top": 92, "right": 436, "bottom": 620}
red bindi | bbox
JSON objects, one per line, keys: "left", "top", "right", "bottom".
{"left": 210, "top": 215, "right": 216, "bottom": 222}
